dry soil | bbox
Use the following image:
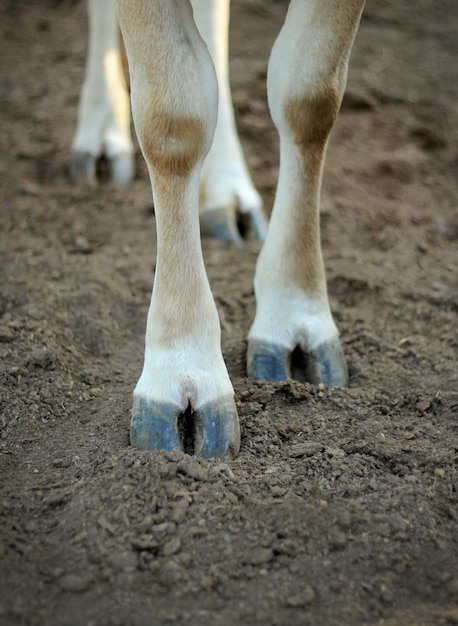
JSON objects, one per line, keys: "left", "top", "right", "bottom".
{"left": 1, "top": 1, "right": 457, "bottom": 625}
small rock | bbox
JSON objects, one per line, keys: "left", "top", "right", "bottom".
{"left": 97, "top": 515, "right": 116, "bottom": 536}
{"left": 270, "top": 485, "right": 288, "bottom": 498}
{"left": 130, "top": 535, "right": 160, "bottom": 552}
{"left": 287, "top": 585, "right": 316, "bottom": 607}
{"left": 329, "top": 530, "right": 347, "bottom": 550}
{"left": 251, "top": 389, "right": 272, "bottom": 404}
{"left": 243, "top": 547, "right": 273, "bottom": 566}
{"left": 289, "top": 442, "right": 324, "bottom": 458}
{"left": 59, "top": 574, "right": 94, "bottom": 593}
{"left": 188, "top": 526, "right": 208, "bottom": 537}
{"left": 209, "top": 463, "right": 235, "bottom": 480}
{"left": 152, "top": 522, "right": 172, "bottom": 534}
{"left": 107, "top": 551, "right": 138, "bottom": 573}
{"left": 445, "top": 576, "right": 458, "bottom": 597}
{"left": 177, "top": 456, "right": 208, "bottom": 481}
{"left": 416, "top": 399, "right": 431, "bottom": 415}
{"left": 27, "top": 348, "right": 55, "bottom": 370}
{"left": 171, "top": 501, "right": 189, "bottom": 524}
{"left": 73, "top": 235, "right": 93, "bottom": 254}
{"left": 157, "top": 561, "right": 184, "bottom": 587}
{"left": 52, "top": 458, "right": 71, "bottom": 468}
{"left": 326, "top": 447, "right": 346, "bottom": 458}
{"left": 163, "top": 537, "right": 181, "bottom": 557}
{"left": 225, "top": 491, "right": 239, "bottom": 504}
{"left": 272, "top": 538, "right": 296, "bottom": 556}
{"left": 0, "top": 326, "right": 15, "bottom": 342}
{"left": 444, "top": 608, "right": 458, "bottom": 624}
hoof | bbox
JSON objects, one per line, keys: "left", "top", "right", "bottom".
{"left": 308, "top": 339, "right": 349, "bottom": 387}
{"left": 246, "top": 341, "right": 290, "bottom": 381}
{"left": 247, "top": 338, "right": 349, "bottom": 387}
{"left": 131, "top": 397, "right": 240, "bottom": 459}
{"left": 200, "top": 205, "right": 267, "bottom": 244}
{"left": 71, "top": 152, "right": 97, "bottom": 187}
{"left": 70, "top": 151, "right": 134, "bottom": 186}
{"left": 109, "top": 151, "right": 135, "bottom": 186}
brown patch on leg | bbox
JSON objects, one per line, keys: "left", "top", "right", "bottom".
{"left": 140, "top": 115, "right": 205, "bottom": 179}
{"left": 285, "top": 90, "right": 340, "bottom": 150}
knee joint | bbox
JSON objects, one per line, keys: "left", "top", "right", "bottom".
{"left": 139, "top": 114, "right": 207, "bottom": 178}
{"left": 285, "top": 88, "right": 340, "bottom": 149}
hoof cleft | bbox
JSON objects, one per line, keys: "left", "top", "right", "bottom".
{"left": 200, "top": 205, "right": 267, "bottom": 244}
{"left": 247, "top": 338, "right": 348, "bottom": 387}
{"left": 131, "top": 397, "right": 240, "bottom": 459}
{"left": 70, "top": 151, "right": 134, "bottom": 187}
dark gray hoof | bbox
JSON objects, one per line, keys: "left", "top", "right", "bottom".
{"left": 247, "top": 338, "right": 349, "bottom": 387}
{"left": 200, "top": 206, "right": 267, "bottom": 243}
{"left": 307, "top": 339, "right": 349, "bottom": 387}
{"left": 109, "top": 152, "right": 135, "bottom": 186}
{"left": 247, "top": 341, "right": 290, "bottom": 381}
{"left": 71, "top": 152, "right": 97, "bottom": 187}
{"left": 70, "top": 151, "right": 134, "bottom": 186}
{"left": 131, "top": 397, "right": 240, "bottom": 459}
{"left": 200, "top": 206, "right": 243, "bottom": 244}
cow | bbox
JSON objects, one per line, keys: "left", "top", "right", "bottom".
{"left": 72, "top": 0, "right": 365, "bottom": 459}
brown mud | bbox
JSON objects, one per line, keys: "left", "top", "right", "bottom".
{"left": 1, "top": 1, "right": 457, "bottom": 624}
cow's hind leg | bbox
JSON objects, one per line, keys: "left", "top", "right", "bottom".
{"left": 192, "top": 0, "right": 267, "bottom": 243}
{"left": 116, "top": 0, "right": 239, "bottom": 457}
{"left": 71, "top": 0, "right": 134, "bottom": 186}
{"left": 248, "top": 0, "right": 365, "bottom": 386}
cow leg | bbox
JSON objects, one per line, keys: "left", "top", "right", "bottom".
{"left": 115, "top": 0, "right": 239, "bottom": 457}
{"left": 72, "top": 0, "right": 134, "bottom": 186}
{"left": 192, "top": 0, "right": 267, "bottom": 242}
{"left": 248, "top": 0, "right": 365, "bottom": 386}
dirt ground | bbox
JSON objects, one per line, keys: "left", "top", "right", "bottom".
{"left": 1, "top": 0, "right": 457, "bottom": 624}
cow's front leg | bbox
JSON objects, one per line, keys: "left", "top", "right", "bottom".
{"left": 116, "top": 0, "right": 239, "bottom": 457}
{"left": 248, "top": 0, "right": 365, "bottom": 386}
{"left": 192, "top": 0, "right": 267, "bottom": 243}
{"left": 72, "top": 0, "right": 134, "bottom": 186}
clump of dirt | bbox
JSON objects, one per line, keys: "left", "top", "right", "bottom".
{"left": 1, "top": 1, "right": 457, "bottom": 625}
